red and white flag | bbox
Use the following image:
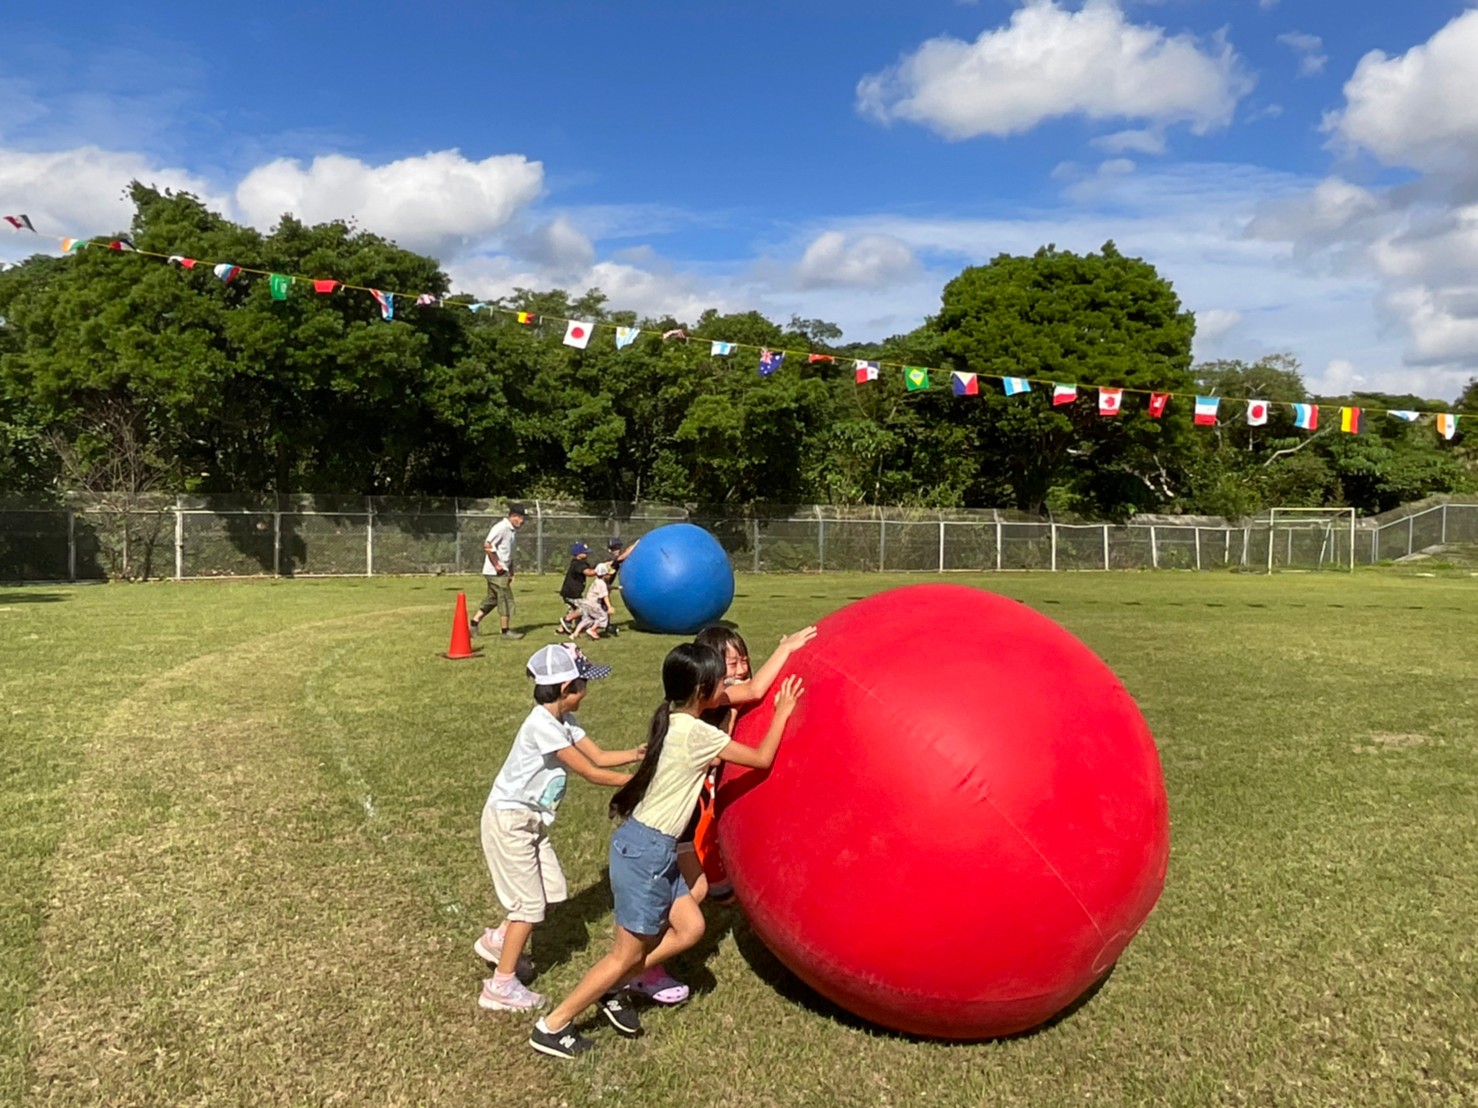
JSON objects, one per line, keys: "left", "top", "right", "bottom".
{"left": 1052, "top": 384, "right": 1077, "bottom": 406}
{"left": 564, "top": 320, "right": 593, "bottom": 349}
{"left": 1148, "top": 392, "right": 1170, "bottom": 418}
{"left": 1247, "top": 399, "right": 1269, "bottom": 426}
{"left": 1098, "top": 387, "right": 1123, "bottom": 416}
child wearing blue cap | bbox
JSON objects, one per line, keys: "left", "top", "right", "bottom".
{"left": 557, "top": 542, "right": 596, "bottom": 634}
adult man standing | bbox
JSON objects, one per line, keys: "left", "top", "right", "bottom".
{"left": 472, "top": 504, "right": 527, "bottom": 640}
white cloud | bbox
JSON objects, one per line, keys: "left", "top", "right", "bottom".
{"left": 856, "top": 0, "right": 1251, "bottom": 140}
{"left": 1093, "top": 128, "right": 1167, "bottom": 155}
{"left": 0, "top": 146, "right": 222, "bottom": 260}
{"left": 1276, "top": 32, "right": 1327, "bottom": 78}
{"left": 506, "top": 217, "right": 596, "bottom": 279}
{"left": 1329, "top": 8, "right": 1478, "bottom": 172}
{"left": 1196, "top": 308, "right": 1242, "bottom": 341}
{"left": 233, "top": 150, "right": 544, "bottom": 255}
{"left": 793, "top": 231, "right": 919, "bottom": 289}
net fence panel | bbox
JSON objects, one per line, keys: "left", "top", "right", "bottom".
{"left": 1445, "top": 504, "right": 1478, "bottom": 545}
{"left": 0, "top": 509, "right": 76, "bottom": 581}
{"left": 755, "top": 518, "right": 821, "bottom": 572}
{"left": 881, "top": 520, "right": 941, "bottom": 571}
{"left": 373, "top": 504, "right": 459, "bottom": 575}
{"left": 942, "top": 520, "right": 998, "bottom": 571}
{"left": 181, "top": 512, "right": 277, "bottom": 577}
{"left": 1000, "top": 521, "right": 1052, "bottom": 570}
{"left": 819, "top": 520, "right": 880, "bottom": 572}
{"left": 285, "top": 512, "right": 370, "bottom": 576}
{"left": 1107, "top": 527, "right": 1153, "bottom": 570}
{"left": 1054, "top": 524, "right": 1107, "bottom": 570}
{"left": 1196, "top": 528, "right": 1238, "bottom": 569}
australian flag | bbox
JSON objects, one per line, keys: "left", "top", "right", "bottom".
{"left": 758, "top": 349, "right": 785, "bottom": 377}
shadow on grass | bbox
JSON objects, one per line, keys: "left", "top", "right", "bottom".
{"left": 0, "top": 589, "right": 70, "bottom": 604}
{"left": 730, "top": 920, "right": 1117, "bottom": 1045}
{"left": 536, "top": 870, "right": 619, "bottom": 977}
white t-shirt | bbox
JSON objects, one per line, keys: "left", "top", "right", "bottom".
{"left": 488, "top": 706, "right": 586, "bottom": 825}
{"left": 632, "top": 713, "right": 732, "bottom": 837}
{"left": 586, "top": 577, "right": 610, "bottom": 606}
{"left": 482, "top": 518, "right": 518, "bottom": 575}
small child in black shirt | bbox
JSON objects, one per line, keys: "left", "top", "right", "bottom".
{"left": 556, "top": 543, "right": 596, "bottom": 635}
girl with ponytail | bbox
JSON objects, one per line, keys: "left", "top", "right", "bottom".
{"left": 529, "top": 641, "right": 807, "bottom": 1060}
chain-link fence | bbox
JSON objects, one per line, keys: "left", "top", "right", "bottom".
{"left": 3, "top": 495, "right": 1477, "bottom": 582}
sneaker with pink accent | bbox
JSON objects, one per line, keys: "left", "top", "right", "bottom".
{"left": 479, "top": 977, "right": 546, "bottom": 1011}
{"left": 627, "top": 965, "right": 690, "bottom": 1006}
{"left": 474, "top": 929, "right": 534, "bottom": 980}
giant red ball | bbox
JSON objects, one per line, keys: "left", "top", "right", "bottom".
{"left": 715, "top": 584, "right": 1169, "bottom": 1040}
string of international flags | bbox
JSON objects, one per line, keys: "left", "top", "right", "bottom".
{"left": 2, "top": 212, "right": 1464, "bottom": 442}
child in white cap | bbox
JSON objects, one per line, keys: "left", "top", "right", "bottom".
{"left": 476, "top": 644, "right": 642, "bottom": 1012}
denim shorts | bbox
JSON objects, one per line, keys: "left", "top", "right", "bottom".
{"left": 609, "top": 818, "right": 690, "bottom": 936}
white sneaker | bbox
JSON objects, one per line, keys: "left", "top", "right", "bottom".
{"left": 474, "top": 929, "right": 534, "bottom": 980}
{"left": 479, "top": 977, "right": 546, "bottom": 1011}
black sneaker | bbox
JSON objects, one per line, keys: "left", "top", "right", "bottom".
{"left": 599, "top": 991, "right": 642, "bottom": 1037}
{"left": 469, "top": 620, "right": 480, "bottom": 638}
{"left": 529, "top": 1021, "right": 594, "bottom": 1060}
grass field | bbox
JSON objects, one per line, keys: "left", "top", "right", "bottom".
{"left": 2, "top": 571, "right": 1475, "bottom": 1107}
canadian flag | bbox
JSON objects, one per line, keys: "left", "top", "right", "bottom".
{"left": 1247, "top": 399, "right": 1269, "bottom": 426}
{"left": 1098, "top": 387, "right": 1123, "bottom": 416}
{"left": 563, "top": 320, "right": 593, "bottom": 349}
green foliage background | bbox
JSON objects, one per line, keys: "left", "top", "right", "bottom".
{"left": 1, "top": 186, "right": 1472, "bottom": 516}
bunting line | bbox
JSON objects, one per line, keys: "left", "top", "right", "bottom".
{"left": 2, "top": 215, "right": 1467, "bottom": 440}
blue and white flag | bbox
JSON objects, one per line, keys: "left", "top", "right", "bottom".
{"left": 1388, "top": 410, "right": 1420, "bottom": 422}
{"left": 615, "top": 327, "right": 640, "bottom": 349}
{"left": 1002, "top": 377, "right": 1030, "bottom": 396}
{"left": 711, "top": 340, "right": 735, "bottom": 356}
{"left": 370, "top": 289, "right": 394, "bottom": 320}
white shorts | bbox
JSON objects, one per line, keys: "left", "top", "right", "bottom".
{"left": 481, "top": 806, "right": 568, "bottom": 923}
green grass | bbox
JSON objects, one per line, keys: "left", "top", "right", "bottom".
{"left": 2, "top": 571, "right": 1475, "bottom": 1107}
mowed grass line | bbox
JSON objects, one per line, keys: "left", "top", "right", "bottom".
{"left": 0, "top": 580, "right": 442, "bottom": 1106}
{"left": 5, "top": 572, "right": 1477, "bottom": 1106}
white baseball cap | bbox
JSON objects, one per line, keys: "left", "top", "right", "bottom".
{"left": 526, "top": 643, "right": 613, "bottom": 684}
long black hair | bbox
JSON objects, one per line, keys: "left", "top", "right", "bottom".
{"left": 609, "top": 642, "right": 726, "bottom": 820}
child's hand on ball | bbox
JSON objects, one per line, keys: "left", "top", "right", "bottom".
{"left": 773, "top": 675, "right": 804, "bottom": 718}
{"left": 779, "top": 626, "right": 818, "bottom": 652}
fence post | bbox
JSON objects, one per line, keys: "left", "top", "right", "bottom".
{"left": 174, "top": 497, "right": 184, "bottom": 581}
{"left": 1150, "top": 525, "right": 1158, "bottom": 569}
{"left": 273, "top": 507, "right": 282, "bottom": 577}
{"left": 938, "top": 518, "right": 946, "bottom": 573}
{"left": 879, "top": 513, "right": 886, "bottom": 572}
{"left": 1102, "top": 524, "right": 1110, "bottom": 570}
{"left": 1441, "top": 503, "right": 1447, "bottom": 544}
{"left": 1241, "top": 527, "right": 1250, "bottom": 568}
{"left": 454, "top": 498, "right": 462, "bottom": 574}
{"left": 67, "top": 509, "right": 76, "bottom": 582}
{"left": 366, "top": 498, "right": 375, "bottom": 577}
{"left": 994, "top": 511, "right": 1003, "bottom": 572}
{"left": 817, "top": 507, "right": 825, "bottom": 573}
{"left": 753, "top": 518, "right": 761, "bottom": 573}
{"left": 1194, "top": 526, "right": 1202, "bottom": 571}
{"left": 535, "top": 500, "right": 545, "bottom": 575}
{"left": 1050, "top": 522, "right": 1058, "bottom": 572}
{"left": 1408, "top": 514, "right": 1414, "bottom": 557}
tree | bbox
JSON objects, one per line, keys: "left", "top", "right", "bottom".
{"left": 929, "top": 242, "right": 1197, "bottom": 515}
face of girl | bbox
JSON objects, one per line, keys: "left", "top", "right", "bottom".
{"left": 725, "top": 645, "right": 750, "bottom": 682}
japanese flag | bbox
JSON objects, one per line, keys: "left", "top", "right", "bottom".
{"left": 1247, "top": 399, "right": 1269, "bottom": 426}
{"left": 564, "top": 320, "right": 594, "bottom": 349}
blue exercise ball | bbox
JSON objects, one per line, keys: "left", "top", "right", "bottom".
{"left": 620, "top": 524, "right": 735, "bottom": 634}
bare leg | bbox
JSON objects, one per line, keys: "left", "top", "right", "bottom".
{"left": 544, "top": 927, "right": 656, "bottom": 1032}
{"left": 497, "top": 920, "right": 535, "bottom": 977}
{"left": 638, "top": 894, "right": 706, "bottom": 974}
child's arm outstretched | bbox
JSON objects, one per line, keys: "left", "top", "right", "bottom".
{"left": 555, "top": 745, "right": 635, "bottom": 787}
{"left": 574, "top": 737, "right": 644, "bottom": 769}
{"left": 717, "top": 627, "right": 816, "bottom": 707}
{"left": 717, "top": 676, "right": 804, "bottom": 770}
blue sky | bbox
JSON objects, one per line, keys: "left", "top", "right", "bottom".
{"left": 4, "top": 1, "right": 1478, "bottom": 398}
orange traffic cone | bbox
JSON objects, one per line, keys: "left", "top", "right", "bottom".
{"left": 442, "top": 592, "right": 480, "bottom": 660}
